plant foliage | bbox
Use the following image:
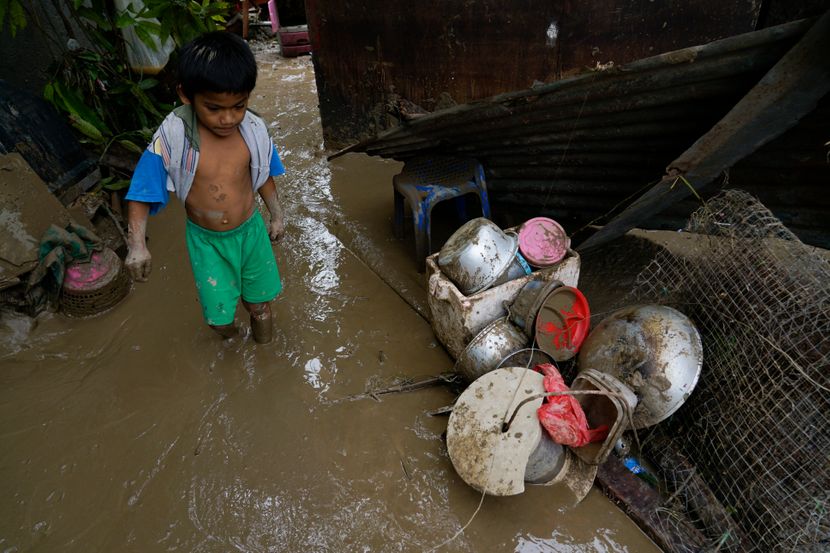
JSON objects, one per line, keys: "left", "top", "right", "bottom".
{"left": 4, "top": 0, "right": 232, "bottom": 165}
{"left": 0, "top": 0, "right": 27, "bottom": 37}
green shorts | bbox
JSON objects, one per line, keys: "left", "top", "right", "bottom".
{"left": 186, "top": 211, "right": 282, "bottom": 325}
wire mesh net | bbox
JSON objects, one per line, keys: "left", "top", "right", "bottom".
{"left": 629, "top": 189, "right": 829, "bottom": 553}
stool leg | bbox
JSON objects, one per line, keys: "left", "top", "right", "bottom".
{"left": 475, "top": 164, "right": 492, "bottom": 219}
{"left": 393, "top": 188, "right": 405, "bottom": 238}
{"left": 413, "top": 202, "right": 429, "bottom": 272}
{"left": 479, "top": 188, "right": 491, "bottom": 219}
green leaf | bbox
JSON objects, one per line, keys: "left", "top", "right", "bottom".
{"left": 52, "top": 81, "right": 111, "bottom": 135}
{"left": 68, "top": 114, "right": 106, "bottom": 142}
{"left": 4, "top": 0, "right": 27, "bottom": 37}
{"left": 115, "top": 12, "right": 135, "bottom": 29}
{"left": 136, "top": 19, "right": 161, "bottom": 33}
{"left": 77, "top": 51, "right": 103, "bottom": 63}
{"left": 103, "top": 178, "right": 132, "bottom": 191}
{"left": 76, "top": 7, "right": 112, "bottom": 31}
{"left": 133, "top": 24, "right": 156, "bottom": 50}
{"left": 131, "top": 85, "right": 164, "bottom": 118}
{"left": 118, "top": 139, "right": 145, "bottom": 155}
{"left": 143, "top": 5, "right": 165, "bottom": 19}
{"left": 107, "top": 82, "right": 132, "bottom": 95}
{"left": 159, "top": 16, "right": 174, "bottom": 44}
{"left": 137, "top": 78, "right": 159, "bottom": 90}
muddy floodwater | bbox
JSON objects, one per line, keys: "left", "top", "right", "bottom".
{"left": 0, "top": 44, "right": 659, "bottom": 552}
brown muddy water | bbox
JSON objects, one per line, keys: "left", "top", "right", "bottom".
{"left": 0, "top": 43, "right": 659, "bottom": 552}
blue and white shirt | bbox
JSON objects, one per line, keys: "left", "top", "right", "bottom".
{"left": 125, "top": 105, "right": 286, "bottom": 214}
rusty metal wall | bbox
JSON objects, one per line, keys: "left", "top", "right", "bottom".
{"left": 332, "top": 18, "right": 829, "bottom": 249}
{"left": 305, "top": 0, "right": 764, "bottom": 149}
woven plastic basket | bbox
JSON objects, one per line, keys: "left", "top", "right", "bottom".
{"left": 60, "top": 248, "right": 131, "bottom": 317}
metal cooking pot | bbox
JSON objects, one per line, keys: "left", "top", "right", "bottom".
{"left": 454, "top": 317, "right": 530, "bottom": 382}
{"left": 577, "top": 304, "right": 703, "bottom": 429}
{"left": 489, "top": 232, "right": 533, "bottom": 287}
{"left": 524, "top": 432, "right": 565, "bottom": 484}
{"left": 438, "top": 218, "right": 518, "bottom": 295}
{"left": 496, "top": 347, "right": 555, "bottom": 371}
{"left": 507, "top": 279, "right": 563, "bottom": 336}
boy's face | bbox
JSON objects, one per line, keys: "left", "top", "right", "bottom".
{"left": 178, "top": 88, "right": 250, "bottom": 138}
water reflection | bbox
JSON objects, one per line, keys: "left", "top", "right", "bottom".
{"left": 515, "top": 529, "right": 635, "bottom": 552}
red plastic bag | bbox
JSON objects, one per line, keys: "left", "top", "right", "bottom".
{"left": 535, "top": 363, "right": 609, "bottom": 447}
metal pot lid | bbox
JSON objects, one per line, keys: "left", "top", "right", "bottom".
{"left": 534, "top": 286, "right": 591, "bottom": 361}
{"left": 446, "top": 367, "right": 546, "bottom": 496}
{"left": 576, "top": 304, "right": 703, "bottom": 429}
{"left": 518, "top": 217, "right": 570, "bottom": 267}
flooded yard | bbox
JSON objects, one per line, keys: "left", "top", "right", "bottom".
{"left": 0, "top": 44, "right": 658, "bottom": 552}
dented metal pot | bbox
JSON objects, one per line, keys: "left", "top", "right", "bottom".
{"left": 437, "top": 218, "right": 519, "bottom": 295}
{"left": 577, "top": 304, "right": 703, "bottom": 429}
{"left": 454, "top": 317, "right": 530, "bottom": 382}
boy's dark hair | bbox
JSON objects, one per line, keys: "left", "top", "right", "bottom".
{"left": 177, "top": 31, "right": 257, "bottom": 99}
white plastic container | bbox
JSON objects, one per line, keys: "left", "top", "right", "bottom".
{"left": 114, "top": 0, "right": 175, "bottom": 75}
{"left": 427, "top": 245, "right": 580, "bottom": 360}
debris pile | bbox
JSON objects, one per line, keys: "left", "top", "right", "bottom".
{"left": 429, "top": 216, "right": 705, "bottom": 508}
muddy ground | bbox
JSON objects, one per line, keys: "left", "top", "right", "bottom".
{"left": 0, "top": 43, "right": 660, "bottom": 552}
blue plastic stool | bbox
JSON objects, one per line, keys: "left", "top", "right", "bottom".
{"left": 393, "top": 156, "right": 491, "bottom": 270}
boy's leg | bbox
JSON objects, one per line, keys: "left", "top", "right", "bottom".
{"left": 240, "top": 212, "right": 283, "bottom": 344}
{"left": 242, "top": 300, "right": 272, "bottom": 344}
{"left": 186, "top": 219, "right": 243, "bottom": 338}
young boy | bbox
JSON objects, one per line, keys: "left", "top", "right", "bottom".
{"left": 124, "top": 31, "right": 286, "bottom": 344}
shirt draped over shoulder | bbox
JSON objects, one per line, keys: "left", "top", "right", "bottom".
{"left": 125, "top": 105, "right": 286, "bottom": 214}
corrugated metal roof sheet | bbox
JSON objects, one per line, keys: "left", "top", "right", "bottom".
{"left": 332, "top": 18, "right": 830, "bottom": 248}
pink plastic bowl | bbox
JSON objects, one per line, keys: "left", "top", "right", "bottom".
{"left": 517, "top": 217, "right": 570, "bottom": 268}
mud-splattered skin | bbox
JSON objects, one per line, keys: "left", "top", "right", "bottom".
{"left": 0, "top": 45, "right": 659, "bottom": 552}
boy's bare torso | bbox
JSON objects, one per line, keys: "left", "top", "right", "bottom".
{"left": 185, "top": 127, "right": 255, "bottom": 231}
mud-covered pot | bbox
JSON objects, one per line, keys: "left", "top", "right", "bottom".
{"left": 507, "top": 278, "right": 564, "bottom": 336}
{"left": 438, "top": 218, "right": 519, "bottom": 296}
{"left": 577, "top": 304, "right": 703, "bottom": 429}
{"left": 454, "top": 317, "right": 530, "bottom": 382}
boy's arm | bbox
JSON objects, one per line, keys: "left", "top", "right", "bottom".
{"left": 258, "top": 176, "right": 285, "bottom": 242}
{"left": 125, "top": 200, "right": 152, "bottom": 281}
{"left": 123, "top": 132, "right": 172, "bottom": 282}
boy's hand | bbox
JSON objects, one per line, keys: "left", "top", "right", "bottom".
{"left": 125, "top": 200, "right": 152, "bottom": 281}
{"left": 125, "top": 246, "right": 152, "bottom": 282}
{"left": 268, "top": 216, "right": 285, "bottom": 242}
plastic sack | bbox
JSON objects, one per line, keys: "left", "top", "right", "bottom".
{"left": 535, "top": 363, "right": 609, "bottom": 447}
{"left": 114, "top": 0, "right": 175, "bottom": 75}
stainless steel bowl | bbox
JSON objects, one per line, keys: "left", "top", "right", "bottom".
{"left": 454, "top": 317, "right": 530, "bottom": 382}
{"left": 438, "top": 218, "right": 518, "bottom": 295}
{"left": 577, "top": 304, "right": 703, "bottom": 429}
